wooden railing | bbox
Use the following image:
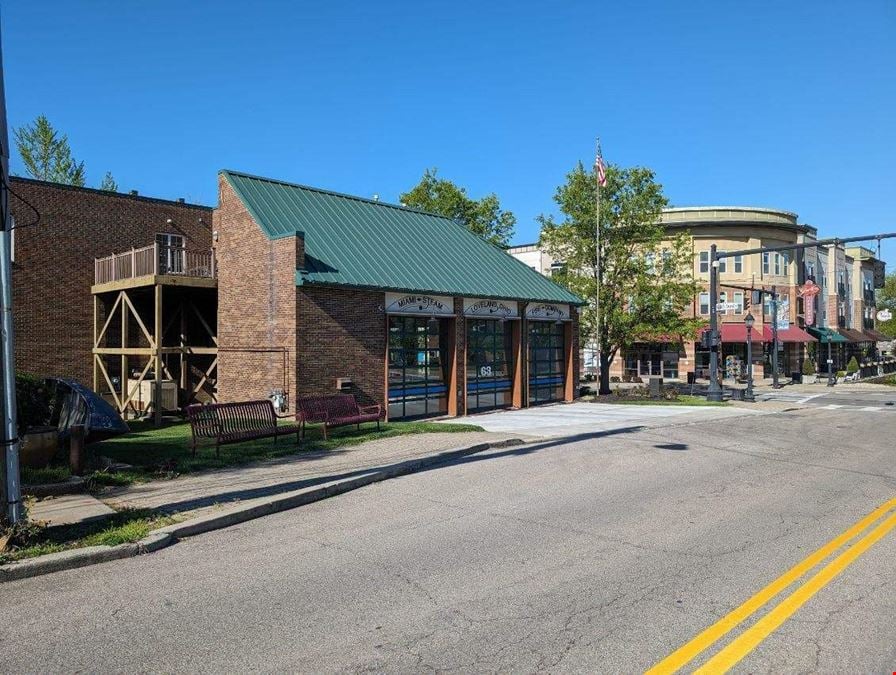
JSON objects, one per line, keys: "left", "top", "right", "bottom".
{"left": 95, "top": 244, "right": 216, "bottom": 285}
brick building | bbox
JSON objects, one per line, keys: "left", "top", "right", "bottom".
{"left": 214, "top": 170, "right": 583, "bottom": 419}
{"left": 510, "top": 206, "right": 888, "bottom": 382}
{"left": 9, "top": 178, "right": 215, "bottom": 414}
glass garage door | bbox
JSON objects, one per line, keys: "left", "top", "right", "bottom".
{"left": 466, "top": 319, "right": 513, "bottom": 413}
{"left": 528, "top": 321, "right": 565, "bottom": 404}
{"left": 388, "top": 316, "right": 449, "bottom": 419}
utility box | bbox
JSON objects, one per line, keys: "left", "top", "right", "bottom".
{"left": 648, "top": 376, "right": 663, "bottom": 398}
{"left": 134, "top": 380, "right": 178, "bottom": 412}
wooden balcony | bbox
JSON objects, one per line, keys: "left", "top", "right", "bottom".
{"left": 93, "top": 244, "right": 217, "bottom": 293}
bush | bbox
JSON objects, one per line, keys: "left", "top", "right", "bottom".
{"left": 610, "top": 376, "right": 621, "bottom": 383}
{"left": 802, "top": 358, "right": 816, "bottom": 376}
{"left": 836, "top": 370, "right": 846, "bottom": 379}
{"left": 631, "top": 376, "right": 643, "bottom": 384}
{"left": 15, "top": 374, "right": 52, "bottom": 435}
{"left": 621, "top": 374, "right": 632, "bottom": 383}
{"left": 846, "top": 356, "right": 859, "bottom": 374}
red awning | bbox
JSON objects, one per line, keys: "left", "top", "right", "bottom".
{"left": 774, "top": 326, "right": 817, "bottom": 343}
{"left": 702, "top": 325, "right": 771, "bottom": 343}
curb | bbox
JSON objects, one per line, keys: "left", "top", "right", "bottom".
{"left": 22, "top": 476, "right": 88, "bottom": 499}
{"left": 1, "top": 438, "right": 524, "bottom": 583}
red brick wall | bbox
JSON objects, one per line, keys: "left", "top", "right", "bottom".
{"left": 214, "top": 176, "right": 298, "bottom": 405}
{"left": 8, "top": 178, "right": 212, "bottom": 386}
{"left": 295, "top": 286, "right": 385, "bottom": 406}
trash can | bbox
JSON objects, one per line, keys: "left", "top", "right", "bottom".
{"left": 686, "top": 372, "right": 696, "bottom": 385}
{"left": 791, "top": 371, "right": 802, "bottom": 384}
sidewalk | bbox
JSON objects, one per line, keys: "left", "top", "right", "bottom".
{"left": 102, "top": 430, "right": 523, "bottom": 516}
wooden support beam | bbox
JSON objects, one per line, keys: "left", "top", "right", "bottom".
{"left": 190, "top": 357, "right": 218, "bottom": 399}
{"left": 96, "top": 356, "right": 123, "bottom": 412}
{"left": 121, "top": 286, "right": 156, "bottom": 348}
{"left": 93, "top": 295, "right": 99, "bottom": 392}
{"left": 189, "top": 300, "right": 218, "bottom": 346}
{"left": 120, "top": 291, "right": 128, "bottom": 409}
{"left": 122, "top": 359, "right": 153, "bottom": 411}
{"left": 95, "top": 291, "right": 122, "bottom": 348}
{"left": 154, "top": 285, "right": 163, "bottom": 426}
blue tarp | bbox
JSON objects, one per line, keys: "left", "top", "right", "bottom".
{"left": 47, "top": 377, "right": 129, "bottom": 440}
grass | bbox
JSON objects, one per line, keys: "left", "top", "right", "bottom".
{"left": 90, "top": 418, "right": 484, "bottom": 480}
{"left": 0, "top": 508, "right": 178, "bottom": 564}
{"left": 876, "top": 374, "right": 896, "bottom": 386}
{"left": 20, "top": 465, "right": 71, "bottom": 485}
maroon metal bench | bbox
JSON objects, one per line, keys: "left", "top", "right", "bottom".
{"left": 185, "top": 400, "right": 302, "bottom": 457}
{"left": 294, "top": 394, "right": 384, "bottom": 440}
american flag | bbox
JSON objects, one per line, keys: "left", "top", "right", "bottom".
{"left": 595, "top": 147, "right": 607, "bottom": 187}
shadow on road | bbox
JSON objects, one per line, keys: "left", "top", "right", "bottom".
{"left": 137, "top": 426, "right": 647, "bottom": 515}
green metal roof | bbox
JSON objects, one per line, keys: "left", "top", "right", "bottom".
{"left": 806, "top": 326, "right": 848, "bottom": 343}
{"left": 222, "top": 170, "right": 583, "bottom": 305}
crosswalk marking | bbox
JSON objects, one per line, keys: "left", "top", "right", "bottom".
{"left": 822, "top": 404, "right": 844, "bottom": 409}
{"left": 860, "top": 406, "right": 883, "bottom": 412}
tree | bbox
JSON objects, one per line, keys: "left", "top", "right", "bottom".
{"left": 539, "top": 162, "right": 702, "bottom": 395}
{"left": 400, "top": 168, "right": 515, "bottom": 246}
{"left": 14, "top": 115, "right": 86, "bottom": 186}
{"left": 876, "top": 271, "right": 896, "bottom": 338}
{"left": 99, "top": 171, "right": 118, "bottom": 192}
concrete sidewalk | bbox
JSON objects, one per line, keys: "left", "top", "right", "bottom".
{"left": 103, "top": 430, "right": 522, "bottom": 516}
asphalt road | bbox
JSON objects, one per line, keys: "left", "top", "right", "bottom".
{"left": 3, "top": 404, "right": 896, "bottom": 673}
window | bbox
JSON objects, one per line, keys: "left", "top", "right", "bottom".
{"left": 773, "top": 253, "right": 781, "bottom": 276}
{"left": 734, "top": 291, "right": 744, "bottom": 313}
{"left": 719, "top": 291, "right": 728, "bottom": 314}
{"left": 699, "top": 292, "right": 710, "bottom": 316}
{"left": 699, "top": 251, "right": 709, "bottom": 274}
{"left": 733, "top": 255, "right": 743, "bottom": 274}
{"left": 763, "top": 294, "right": 773, "bottom": 317}
{"left": 763, "top": 252, "right": 770, "bottom": 275}
{"left": 718, "top": 251, "right": 727, "bottom": 274}
{"left": 782, "top": 253, "right": 789, "bottom": 277}
{"left": 806, "top": 262, "right": 816, "bottom": 281}
{"left": 156, "top": 233, "right": 185, "bottom": 274}
{"left": 645, "top": 252, "right": 656, "bottom": 274}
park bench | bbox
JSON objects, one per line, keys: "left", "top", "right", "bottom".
{"left": 185, "top": 400, "right": 302, "bottom": 457}
{"left": 294, "top": 394, "right": 384, "bottom": 440}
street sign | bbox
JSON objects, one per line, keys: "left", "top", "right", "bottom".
{"left": 716, "top": 302, "right": 737, "bottom": 311}
{"left": 877, "top": 309, "right": 893, "bottom": 321}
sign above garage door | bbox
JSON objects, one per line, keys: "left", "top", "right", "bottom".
{"left": 463, "top": 298, "right": 519, "bottom": 318}
{"left": 526, "top": 303, "right": 570, "bottom": 321}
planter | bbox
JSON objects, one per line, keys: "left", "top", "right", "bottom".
{"left": 19, "top": 426, "right": 59, "bottom": 469}
{"left": 803, "top": 374, "right": 817, "bottom": 384}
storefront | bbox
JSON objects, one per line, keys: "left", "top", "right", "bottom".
{"left": 623, "top": 343, "right": 682, "bottom": 380}
{"left": 527, "top": 303, "right": 571, "bottom": 405}
{"left": 464, "top": 299, "right": 519, "bottom": 413}
{"left": 386, "top": 294, "right": 454, "bottom": 420}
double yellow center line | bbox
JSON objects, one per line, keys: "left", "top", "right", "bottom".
{"left": 647, "top": 497, "right": 896, "bottom": 674}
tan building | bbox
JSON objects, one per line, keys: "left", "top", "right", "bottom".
{"left": 510, "top": 206, "right": 888, "bottom": 382}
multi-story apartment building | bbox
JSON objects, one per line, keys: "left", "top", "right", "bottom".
{"left": 510, "top": 206, "right": 888, "bottom": 382}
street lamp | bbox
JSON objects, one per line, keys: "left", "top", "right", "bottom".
{"left": 826, "top": 334, "right": 835, "bottom": 387}
{"left": 744, "top": 312, "right": 755, "bottom": 402}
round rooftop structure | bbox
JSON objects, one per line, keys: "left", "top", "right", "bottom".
{"left": 661, "top": 206, "right": 813, "bottom": 233}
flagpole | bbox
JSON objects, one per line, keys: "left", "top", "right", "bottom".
{"left": 594, "top": 138, "right": 601, "bottom": 392}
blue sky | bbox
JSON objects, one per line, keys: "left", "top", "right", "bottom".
{"left": 3, "top": 1, "right": 895, "bottom": 261}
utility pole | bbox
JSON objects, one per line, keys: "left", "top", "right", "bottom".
{"left": 707, "top": 244, "right": 722, "bottom": 402}
{"left": 0, "top": 22, "right": 22, "bottom": 525}
{"left": 771, "top": 286, "right": 780, "bottom": 389}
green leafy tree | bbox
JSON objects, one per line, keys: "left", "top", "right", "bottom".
{"left": 846, "top": 356, "right": 859, "bottom": 374}
{"left": 99, "top": 171, "right": 118, "bottom": 192}
{"left": 539, "top": 162, "right": 701, "bottom": 395}
{"left": 876, "top": 271, "right": 896, "bottom": 338}
{"left": 14, "top": 115, "right": 86, "bottom": 186}
{"left": 400, "top": 168, "right": 515, "bottom": 246}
